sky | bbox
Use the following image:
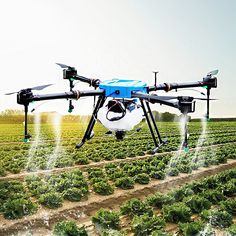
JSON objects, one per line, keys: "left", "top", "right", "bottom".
{"left": 0, "top": 0, "right": 235, "bottom": 118}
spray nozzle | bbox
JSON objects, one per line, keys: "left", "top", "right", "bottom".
{"left": 24, "top": 138, "right": 30, "bottom": 143}
{"left": 68, "top": 103, "right": 74, "bottom": 113}
{"left": 184, "top": 147, "right": 189, "bottom": 153}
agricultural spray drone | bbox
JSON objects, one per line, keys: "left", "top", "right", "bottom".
{"left": 6, "top": 64, "right": 218, "bottom": 153}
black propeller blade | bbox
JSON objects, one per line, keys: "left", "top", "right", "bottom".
{"left": 207, "top": 69, "right": 219, "bottom": 77}
{"left": 5, "top": 84, "right": 53, "bottom": 95}
{"left": 5, "top": 91, "right": 19, "bottom": 95}
{"left": 150, "top": 95, "right": 216, "bottom": 101}
{"left": 30, "top": 84, "right": 53, "bottom": 91}
{"left": 56, "top": 63, "right": 72, "bottom": 69}
{"left": 193, "top": 97, "right": 217, "bottom": 101}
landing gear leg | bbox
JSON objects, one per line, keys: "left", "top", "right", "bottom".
{"left": 76, "top": 96, "right": 106, "bottom": 149}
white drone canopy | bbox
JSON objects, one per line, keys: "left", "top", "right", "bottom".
{"left": 97, "top": 98, "right": 143, "bottom": 131}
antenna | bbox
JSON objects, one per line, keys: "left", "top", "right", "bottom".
{"left": 153, "top": 71, "right": 159, "bottom": 87}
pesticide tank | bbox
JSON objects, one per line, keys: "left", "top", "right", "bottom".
{"left": 97, "top": 98, "right": 143, "bottom": 131}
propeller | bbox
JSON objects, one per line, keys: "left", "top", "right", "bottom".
{"left": 207, "top": 69, "right": 219, "bottom": 76}
{"left": 150, "top": 95, "right": 217, "bottom": 101}
{"left": 56, "top": 63, "right": 73, "bottom": 69}
{"left": 5, "top": 84, "right": 53, "bottom": 95}
{"left": 192, "top": 97, "right": 217, "bottom": 101}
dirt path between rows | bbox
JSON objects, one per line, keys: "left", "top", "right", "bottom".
{"left": 0, "top": 142, "right": 235, "bottom": 182}
{"left": 1, "top": 159, "right": 236, "bottom": 236}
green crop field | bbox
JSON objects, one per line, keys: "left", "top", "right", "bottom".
{"left": 0, "top": 120, "right": 236, "bottom": 235}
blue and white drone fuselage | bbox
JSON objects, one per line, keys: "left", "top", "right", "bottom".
{"left": 98, "top": 79, "right": 147, "bottom": 131}
{"left": 99, "top": 78, "right": 147, "bottom": 98}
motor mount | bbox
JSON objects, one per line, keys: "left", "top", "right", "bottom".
{"left": 17, "top": 89, "right": 33, "bottom": 105}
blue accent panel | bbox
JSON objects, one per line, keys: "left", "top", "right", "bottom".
{"left": 99, "top": 78, "right": 147, "bottom": 98}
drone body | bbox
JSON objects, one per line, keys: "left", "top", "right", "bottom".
{"left": 6, "top": 64, "right": 218, "bottom": 154}
{"left": 98, "top": 79, "right": 146, "bottom": 134}
{"left": 99, "top": 79, "right": 147, "bottom": 98}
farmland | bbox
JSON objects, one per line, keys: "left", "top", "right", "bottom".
{"left": 0, "top": 120, "right": 236, "bottom": 235}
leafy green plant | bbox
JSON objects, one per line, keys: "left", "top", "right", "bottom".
{"left": 131, "top": 214, "right": 165, "bottom": 236}
{"left": 115, "top": 176, "right": 134, "bottom": 189}
{"left": 222, "top": 179, "right": 236, "bottom": 197}
{"left": 150, "top": 170, "right": 166, "bottom": 180}
{"left": 115, "top": 152, "right": 126, "bottom": 159}
{"left": 201, "top": 209, "right": 233, "bottom": 228}
{"left": 93, "top": 181, "right": 114, "bottom": 195}
{"left": 219, "top": 199, "right": 236, "bottom": 216}
{"left": 75, "top": 157, "right": 89, "bottom": 165}
{"left": 162, "top": 202, "right": 192, "bottom": 223}
{"left": 106, "top": 170, "right": 126, "bottom": 180}
{"left": 202, "top": 176, "right": 220, "bottom": 189}
{"left": 166, "top": 167, "right": 179, "bottom": 176}
{"left": 92, "top": 208, "right": 120, "bottom": 229}
{"left": 54, "top": 157, "right": 74, "bottom": 168}
{"left": 177, "top": 164, "right": 192, "bottom": 174}
{"left": 0, "top": 166, "right": 6, "bottom": 176}
{"left": 201, "top": 189, "right": 226, "bottom": 204}
{"left": 39, "top": 192, "right": 63, "bottom": 209}
{"left": 168, "top": 187, "right": 194, "bottom": 202}
{"left": 90, "top": 177, "right": 107, "bottom": 184}
{"left": 134, "top": 173, "right": 150, "bottom": 184}
{"left": 183, "top": 195, "right": 211, "bottom": 213}
{"left": 121, "top": 198, "right": 153, "bottom": 217}
{"left": 178, "top": 221, "right": 204, "bottom": 236}
{"left": 227, "top": 224, "right": 236, "bottom": 236}
{"left": 53, "top": 220, "right": 87, "bottom": 236}
{"left": 3, "top": 198, "right": 37, "bottom": 219}
{"left": 215, "top": 154, "right": 227, "bottom": 164}
{"left": 30, "top": 184, "right": 51, "bottom": 197}
{"left": 63, "top": 188, "right": 86, "bottom": 201}
{"left": 88, "top": 168, "right": 105, "bottom": 179}
{"left": 146, "top": 193, "right": 173, "bottom": 208}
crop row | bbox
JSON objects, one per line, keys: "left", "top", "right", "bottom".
{"left": 55, "top": 167, "right": 236, "bottom": 236}
{"left": 0, "top": 121, "right": 235, "bottom": 143}
{"left": 0, "top": 124, "right": 236, "bottom": 176}
{"left": 84, "top": 143, "right": 236, "bottom": 194}
{"left": 0, "top": 143, "right": 235, "bottom": 221}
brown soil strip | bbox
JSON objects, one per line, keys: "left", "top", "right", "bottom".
{"left": 0, "top": 142, "right": 235, "bottom": 182}
{"left": 1, "top": 159, "right": 236, "bottom": 235}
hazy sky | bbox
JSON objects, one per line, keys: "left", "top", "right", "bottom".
{"left": 0, "top": 0, "right": 235, "bottom": 117}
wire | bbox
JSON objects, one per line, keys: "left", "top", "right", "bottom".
{"left": 170, "top": 88, "right": 206, "bottom": 96}
{"left": 31, "top": 101, "right": 50, "bottom": 112}
{"left": 106, "top": 100, "right": 126, "bottom": 121}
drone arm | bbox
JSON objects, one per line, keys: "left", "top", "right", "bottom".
{"left": 74, "top": 75, "right": 100, "bottom": 88}
{"left": 148, "top": 81, "right": 204, "bottom": 92}
{"left": 31, "top": 92, "right": 76, "bottom": 102}
{"left": 23, "top": 89, "right": 105, "bottom": 103}
{"left": 148, "top": 76, "right": 217, "bottom": 92}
